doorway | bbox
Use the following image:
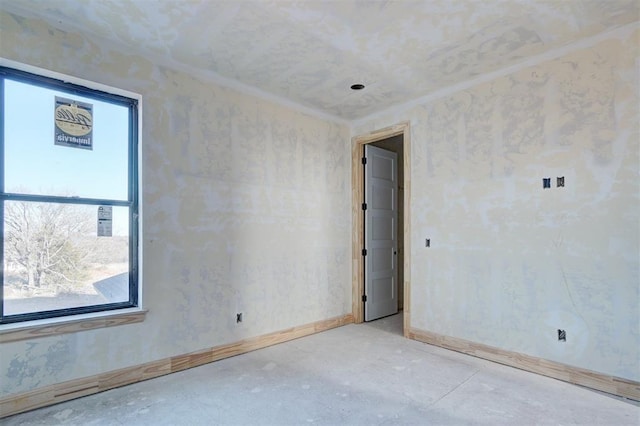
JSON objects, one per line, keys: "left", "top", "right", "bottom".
{"left": 351, "top": 122, "right": 411, "bottom": 336}
{"left": 364, "top": 143, "right": 398, "bottom": 321}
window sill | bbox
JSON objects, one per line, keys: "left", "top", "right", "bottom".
{"left": 0, "top": 308, "right": 147, "bottom": 343}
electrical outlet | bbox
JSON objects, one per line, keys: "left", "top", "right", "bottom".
{"left": 557, "top": 176, "right": 565, "bottom": 187}
{"left": 425, "top": 238, "right": 430, "bottom": 248}
{"left": 558, "top": 329, "right": 566, "bottom": 342}
{"left": 236, "top": 313, "right": 243, "bottom": 323}
{"left": 543, "top": 178, "right": 551, "bottom": 189}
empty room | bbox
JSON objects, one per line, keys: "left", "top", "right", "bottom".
{"left": 0, "top": 0, "right": 638, "bottom": 424}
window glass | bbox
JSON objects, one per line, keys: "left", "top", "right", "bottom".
{"left": 4, "top": 79, "right": 129, "bottom": 200}
{"left": 3, "top": 201, "right": 130, "bottom": 316}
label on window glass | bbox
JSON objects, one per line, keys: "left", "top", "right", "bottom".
{"left": 97, "top": 206, "right": 113, "bottom": 237}
{"left": 54, "top": 96, "right": 93, "bottom": 150}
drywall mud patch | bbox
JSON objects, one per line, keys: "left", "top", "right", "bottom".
{"left": 4, "top": 340, "right": 74, "bottom": 393}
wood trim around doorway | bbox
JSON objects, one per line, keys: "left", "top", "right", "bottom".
{"left": 351, "top": 121, "right": 411, "bottom": 336}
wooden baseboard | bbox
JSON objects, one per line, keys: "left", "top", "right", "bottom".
{"left": 408, "top": 327, "right": 640, "bottom": 401}
{"left": 0, "top": 314, "right": 354, "bottom": 418}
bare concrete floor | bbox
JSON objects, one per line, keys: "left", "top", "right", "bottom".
{"left": 4, "top": 314, "right": 639, "bottom": 425}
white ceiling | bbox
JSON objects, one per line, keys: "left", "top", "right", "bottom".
{"left": 2, "top": 0, "right": 638, "bottom": 121}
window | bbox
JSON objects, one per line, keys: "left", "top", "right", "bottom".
{"left": 0, "top": 65, "right": 139, "bottom": 324}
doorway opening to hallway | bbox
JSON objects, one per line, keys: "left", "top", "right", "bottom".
{"left": 351, "top": 122, "right": 411, "bottom": 335}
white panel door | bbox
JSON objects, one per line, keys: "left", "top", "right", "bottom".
{"left": 364, "top": 145, "right": 398, "bottom": 321}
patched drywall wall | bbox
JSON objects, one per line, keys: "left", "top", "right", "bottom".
{"left": 354, "top": 26, "right": 639, "bottom": 381}
{"left": 0, "top": 12, "right": 351, "bottom": 397}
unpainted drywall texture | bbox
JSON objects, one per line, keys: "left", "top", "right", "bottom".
{"left": 355, "top": 28, "right": 640, "bottom": 381}
{"left": 4, "top": 0, "right": 637, "bottom": 120}
{"left": 0, "top": 12, "right": 351, "bottom": 397}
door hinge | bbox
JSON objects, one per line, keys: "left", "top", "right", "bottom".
{"left": 362, "top": 157, "right": 367, "bottom": 165}
{"left": 362, "top": 203, "right": 367, "bottom": 211}
{"left": 362, "top": 248, "right": 367, "bottom": 256}
{"left": 362, "top": 294, "right": 367, "bottom": 302}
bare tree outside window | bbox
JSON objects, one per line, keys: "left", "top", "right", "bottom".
{"left": 3, "top": 201, "right": 130, "bottom": 316}
{"left": 4, "top": 201, "right": 91, "bottom": 291}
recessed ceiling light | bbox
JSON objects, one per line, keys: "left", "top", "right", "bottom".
{"left": 350, "top": 84, "right": 365, "bottom": 90}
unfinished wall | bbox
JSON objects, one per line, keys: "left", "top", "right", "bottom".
{"left": 354, "top": 27, "right": 640, "bottom": 382}
{"left": 0, "top": 11, "right": 351, "bottom": 397}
